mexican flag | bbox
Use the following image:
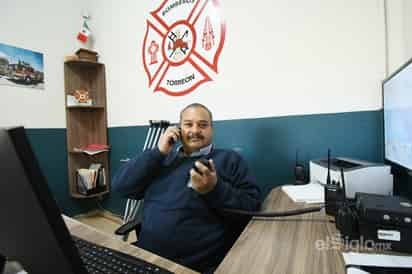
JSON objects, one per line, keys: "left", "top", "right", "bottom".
{"left": 77, "top": 21, "right": 91, "bottom": 43}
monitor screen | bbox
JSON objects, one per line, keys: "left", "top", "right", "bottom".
{"left": 0, "top": 127, "right": 86, "bottom": 274}
{"left": 383, "top": 59, "right": 412, "bottom": 171}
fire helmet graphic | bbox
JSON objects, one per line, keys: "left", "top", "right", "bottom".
{"left": 142, "top": 0, "right": 225, "bottom": 96}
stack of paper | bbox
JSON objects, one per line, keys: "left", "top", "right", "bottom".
{"left": 76, "top": 163, "right": 106, "bottom": 195}
{"left": 73, "top": 144, "right": 110, "bottom": 155}
{"left": 282, "top": 182, "right": 324, "bottom": 204}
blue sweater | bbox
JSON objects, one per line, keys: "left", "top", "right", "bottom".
{"left": 113, "top": 147, "right": 261, "bottom": 272}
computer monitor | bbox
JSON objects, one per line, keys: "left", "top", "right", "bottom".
{"left": 383, "top": 57, "right": 412, "bottom": 179}
{"left": 0, "top": 127, "right": 88, "bottom": 274}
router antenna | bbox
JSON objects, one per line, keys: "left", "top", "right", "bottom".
{"left": 340, "top": 168, "right": 347, "bottom": 199}
{"left": 296, "top": 149, "right": 299, "bottom": 166}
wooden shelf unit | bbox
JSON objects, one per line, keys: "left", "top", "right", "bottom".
{"left": 64, "top": 60, "right": 110, "bottom": 199}
{"left": 66, "top": 105, "right": 105, "bottom": 109}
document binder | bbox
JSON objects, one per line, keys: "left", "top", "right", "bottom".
{"left": 76, "top": 164, "right": 106, "bottom": 195}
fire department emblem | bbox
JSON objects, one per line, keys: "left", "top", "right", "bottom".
{"left": 142, "top": 0, "right": 225, "bottom": 96}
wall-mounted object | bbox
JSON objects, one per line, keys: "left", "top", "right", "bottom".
{"left": 0, "top": 42, "right": 44, "bottom": 89}
{"left": 75, "top": 48, "right": 98, "bottom": 62}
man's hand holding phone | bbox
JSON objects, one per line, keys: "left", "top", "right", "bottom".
{"left": 190, "top": 159, "right": 217, "bottom": 194}
{"left": 158, "top": 126, "right": 181, "bottom": 155}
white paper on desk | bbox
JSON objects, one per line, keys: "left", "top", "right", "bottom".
{"left": 347, "top": 268, "right": 369, "bottom": 274}
{"left": 282, "top": 182, "right": 324, "bottom": 203}
{"left": 342, "top": 252, "right": 412, "bottom": 268}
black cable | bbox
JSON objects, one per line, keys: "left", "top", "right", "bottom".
{"left": 222, "top": 205, "right": 325, "bottom": 217}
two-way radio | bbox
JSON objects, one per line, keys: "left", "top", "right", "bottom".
{"left": 324, "top": 149, "right": 345, "bottom": 216}
{"left": 294, "top": 149, "right": 306, "bottom": 185}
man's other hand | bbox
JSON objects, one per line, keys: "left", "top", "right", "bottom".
{"left": 158, "top": 126, "right": 180, "bottom": 155}
{"left": 190, "top": 159, "right": 217, "bottom": 194}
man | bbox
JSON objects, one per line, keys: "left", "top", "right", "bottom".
{"left": 113, "top": 103, "right": 261, "bottom": 273}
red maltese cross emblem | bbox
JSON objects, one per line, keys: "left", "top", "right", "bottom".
{"left": 142, "top": 0, "right": 225, "bottom": 96}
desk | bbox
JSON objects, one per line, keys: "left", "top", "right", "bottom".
{"left": 216, "top": 187, "right": 345, "bottom": 274}
{"left": 64, "top": 216, "right": 199, "bottom": 274}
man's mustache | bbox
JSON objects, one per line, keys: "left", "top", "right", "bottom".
{"left": 187, "top": 134, "right": 203, "bottom": 139}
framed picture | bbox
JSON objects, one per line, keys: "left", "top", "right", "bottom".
{"left": 0, "top": 43, "right": 44, "bottom": 90}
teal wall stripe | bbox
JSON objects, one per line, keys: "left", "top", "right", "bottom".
{"left": 25, "top": 128, "right": 96, "bottom": 215}
{"left": 212, "top": 110, "right": 384, "bottom": 197}
{"left": 25, "top": 110, "right": 391, "bottom": 217}
{"left": 104, "top": 126, "right": 150, "bottom": 215}
{"left": 104, "top": 110, "right": 384, "bottom": 216}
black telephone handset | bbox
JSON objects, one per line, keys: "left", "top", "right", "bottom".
{"left": 168, "top": 126, "right": 181, "bottom": 145}
{"left": 193, "top": 158, "right": 211, "bottom": 175}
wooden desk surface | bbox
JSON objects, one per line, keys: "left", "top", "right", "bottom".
{"left": 216, "top": 187, "right": 345, "bottom": 274}
{"left": 64, "top": 216, "right": 199, "bottom": 274}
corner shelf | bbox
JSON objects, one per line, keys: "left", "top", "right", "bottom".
{"left": 68, "top": 150, "right": 109, "bottom": 155}
{"left": 71, "top": 190, "right": 110, "bottom": 199}
{"left": 66, "top": 105, "right": 105, "bottom": 110}
{"left": 64, "top": 58, "right": 110, "bottom": 199}
{"left": 64, "top": 60, "right": 103, "bottom": 67}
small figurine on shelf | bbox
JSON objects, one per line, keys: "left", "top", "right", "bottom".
{"left": 67, "top": 89, "right": 93, "bottom": 106}
{"left": 74, "top": 89, "right": 90, "bottom": 103}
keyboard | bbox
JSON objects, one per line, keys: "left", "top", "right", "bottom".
{"left": 73, "top": 236, "right": 174, "bottom": 274}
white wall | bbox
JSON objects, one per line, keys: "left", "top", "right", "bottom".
{"left": 0, "top": 0, "right": 91, "bottom": 128}
{"left": 386, "top": 0, "right": 412, "bottom": 75}
{"left": 90, "top": 0, "right": 387, "bottom": 127}
{"left": 2, "top": 0, "right": 408, "bottom": 128}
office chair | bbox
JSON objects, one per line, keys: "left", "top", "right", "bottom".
{"left": 115, "top": 120, "right": 170, "bottom": 241}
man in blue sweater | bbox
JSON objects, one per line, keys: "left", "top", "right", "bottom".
{"left": 113, "top": 103, "right": 261, "bottom": 273}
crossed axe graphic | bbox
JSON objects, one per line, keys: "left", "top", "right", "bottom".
{"left": 168, "top": 30, "right": 190, "bottom": 58}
